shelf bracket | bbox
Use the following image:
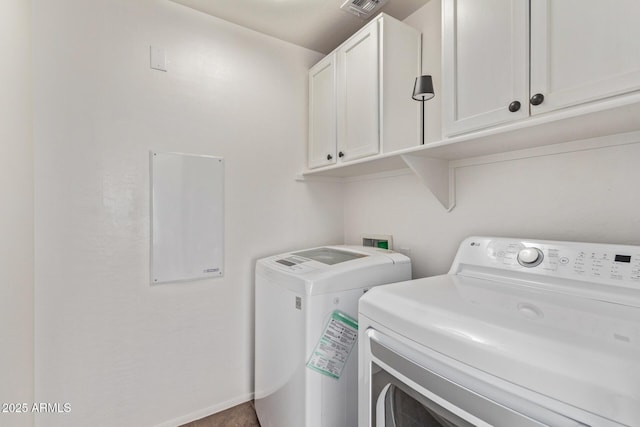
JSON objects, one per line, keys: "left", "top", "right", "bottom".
{"left": 400, "top": 154, "right": 456, "bottom": 212}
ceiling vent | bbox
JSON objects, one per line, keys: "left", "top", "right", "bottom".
{"left": 340, "top": 0, "right": 388, "bottom": 19}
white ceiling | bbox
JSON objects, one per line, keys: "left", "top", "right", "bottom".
{"left": 170, "top": 0, "right": 430, "bottom": 54}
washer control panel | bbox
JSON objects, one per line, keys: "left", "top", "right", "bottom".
{"left": 455, "top": 237, "right": 640, "bottom": 287}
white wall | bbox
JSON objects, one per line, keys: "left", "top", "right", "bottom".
{"left": 33, "top": 1, "right": 342, "bottom": 426}
{"left": 344, "top": 3, "right": 640, "bottom": 278}
{"left": 0, "top": 1, "right": 34, "bottom": 426}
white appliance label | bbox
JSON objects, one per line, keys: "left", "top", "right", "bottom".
{"left": 306, "top": 311, "right": 358, "bottom": 380}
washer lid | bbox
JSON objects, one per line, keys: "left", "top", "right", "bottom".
{"left": 359, "top": 274, "right": 640, "bottom": 426}
{"left": 292, "top": 247, "right": 367, "bottom": 265}
{"left": 256, "top": 245, "right": 410, "bottom": 295}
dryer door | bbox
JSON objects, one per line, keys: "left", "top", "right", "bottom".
{"left": 367, "top": 330, "right": 590, "bottom": 427}
{"left": 375, "top": 380, "right": 473, "bottom": 427}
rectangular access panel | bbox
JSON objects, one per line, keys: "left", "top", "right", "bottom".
{"left": 150, "top": 151, "right": 224, "bottom": 284}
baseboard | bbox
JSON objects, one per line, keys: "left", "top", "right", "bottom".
{"left": 154, "top": 392, "right": 255, "bottom": 427}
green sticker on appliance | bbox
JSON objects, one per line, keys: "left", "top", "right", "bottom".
{"left": 306, "top": 311, "right": 358, "bottom": 380}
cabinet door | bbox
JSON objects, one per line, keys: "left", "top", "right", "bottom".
{"left": 442, "top": 0, "right": 529, "bottom": 136}
{"left": 530, "top": 0, "right": 640, "bottom": 115}
{"left": 308, "top": 53, "right": 337, "bottom": 169}
{"left": 379, "top": 15, "right": 421, "bottom": 153}
{"left": 337, "top": 22, "right": 380, "bottom": 162}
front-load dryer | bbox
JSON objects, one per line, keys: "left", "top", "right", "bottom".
{"left": 255, "top": 245, "right": 411, "bottom": 427}
{"left": 359, "top": 237, "right": 640, "bottom": 427}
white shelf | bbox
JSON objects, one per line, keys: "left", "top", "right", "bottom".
{"left": 301, "top": 92, "right": 640, "bottom": 211}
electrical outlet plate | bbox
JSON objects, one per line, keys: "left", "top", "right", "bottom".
{"left": 150, "top": 46, "right": 167, "bottom": 72}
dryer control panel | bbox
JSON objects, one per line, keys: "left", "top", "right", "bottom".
{"left": 452, "top": 237, "right": 640, "bottom": 289}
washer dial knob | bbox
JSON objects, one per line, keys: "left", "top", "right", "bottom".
{"left": 518, "top": 247, "right": 543, "bottom": 267}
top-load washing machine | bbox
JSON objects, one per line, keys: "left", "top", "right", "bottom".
{"left": 359, "top": 236, "right": 640, "bottom": 427}
{"left": 254, "top": 245, "right": 411, "bottom": 427}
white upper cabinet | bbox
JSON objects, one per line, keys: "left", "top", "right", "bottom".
{"left": 443, "top": 0, "right": 529, "bottom": 136}
{"left": 337, "top": 22, "right": 380, "bottom": 163}
{"left": 444, "top": 0, "right": 640, "bottom": 136}
{"left": 379, "top": 16, "right": 424, "bottom": 154}
{"left": 304, "top": 1, "right": 640, "bottom": 211}
{"left": 307, "top": 14, "right": 421, "bottom": 169}
{"left": 530, "top": 0, "right": 640, "bottom": 115}
{"left": 308, "top": 53, "right": 337, "bottom": 169}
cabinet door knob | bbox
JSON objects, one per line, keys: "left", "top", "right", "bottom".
{"left": 338, "top": 151, "right": 345, "bottom": 158}
{"left": 530, "top": 93, "right": 545, "bottom": 106}
{"left": 508, "top": 101, "right": 521, "bottom": 112}
{"left": 326, "top": 154, "right": 333, "bottom": 160}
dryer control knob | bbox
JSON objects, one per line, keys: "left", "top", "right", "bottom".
{"left": 518, "top": 247, "right": 543, "bottom": 267}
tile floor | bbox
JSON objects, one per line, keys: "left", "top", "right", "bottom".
{"left": 180, "top": 401, "right": 260, "bottom": 427}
